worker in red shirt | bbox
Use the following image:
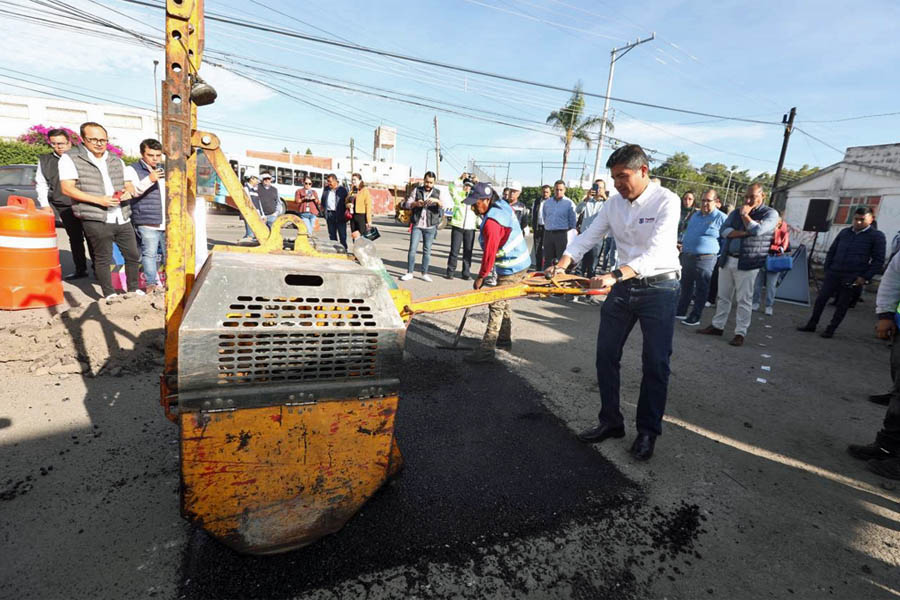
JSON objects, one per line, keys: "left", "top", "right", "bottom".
{"left": 463, "top": 182, "right": 532, "bottom": 363}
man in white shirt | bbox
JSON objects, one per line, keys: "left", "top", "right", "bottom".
{"left": 59, "top": 122, "right": 142, "bottom": 298}
{"left": 545, "top": 144, "right": 681, "bottom": 461}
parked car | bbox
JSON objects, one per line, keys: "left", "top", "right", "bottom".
{"left": 0, "top": 164, "right": 62, "bottom": 224}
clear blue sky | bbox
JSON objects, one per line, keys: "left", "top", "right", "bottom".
{"left": 2, "top": 0, "right": 899, "bottom": 186}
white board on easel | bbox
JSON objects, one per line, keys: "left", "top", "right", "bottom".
{"left": 775, "top": 244, "right": 811, "bottom": 306}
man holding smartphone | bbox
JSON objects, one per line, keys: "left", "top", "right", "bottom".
{"left": 59, "top": 122, "right": 142, "bottom": 298}
{"left": 126, "top": 139, "right": 167, "bottom": 292}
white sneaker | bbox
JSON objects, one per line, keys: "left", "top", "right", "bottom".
{"left": 399, "top": 273, "right": 414, "bottom": 281}
{"left": 104, "top": 293, "right": 118, "bottom": 300}
{"left": 752, "top": 303, "right": 760, "bottom": 311}
{"left": 132, "top": 289, "right": 146, "bottom": 296}
{"left": 422, "top": 274, "right": 433, "bottom": 282}
{"left": 764, "top": 306, "right": 773, "bottom": 316}
{"left": 705, "top": 301, "right": 713, "bottom": 308}
{"left": 675, "top": 314, "right": 688, "bottom": 320}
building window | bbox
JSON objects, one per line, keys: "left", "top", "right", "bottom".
{"left": 45, "top": 106, "right": 88, "bottom": 124}
{"left": 277, "top": 167, "right": 292, "bottom": 185}
{"left": 0, "top": 102, "right": 29, "bottom": 119}
{"left": 835, "top": 196, "right": 881, "bottom": 225}
{"left": 259, "top": 164, "right": 275, "bottom": 179}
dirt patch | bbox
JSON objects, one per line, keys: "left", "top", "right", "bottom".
{"left": 0, "top": 293, "right": 165, "bottom": 377}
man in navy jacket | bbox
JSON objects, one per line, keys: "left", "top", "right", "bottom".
{"left": 321, "top": 173, "right": 349, "bottom": 249}
{"left": 799, "top": 206, "right": 886, "bottom": 338}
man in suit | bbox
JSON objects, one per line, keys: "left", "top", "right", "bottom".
{"left": 321, "top": 173, "right": 348, "bottom": 249}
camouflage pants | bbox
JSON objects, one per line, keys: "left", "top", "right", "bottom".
{"left": 480, "top": 270, "right": 527, "bottom": 350}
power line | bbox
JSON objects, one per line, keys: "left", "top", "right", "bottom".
{"left": 792, "top": 127, "right": 844, "bottom": 154}
{"left": 799, "top": 111, "right": 900, "bottom": 124}
{"left": 117, "top": 0, "right": 783, "bottom": 126}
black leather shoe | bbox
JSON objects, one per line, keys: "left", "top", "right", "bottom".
{"left": 796, "top": 323, "right": 816, "bottom": 332}
{"left": 577, "top": 424, "right": 625, "bottom": 444}
{"left": 869, "top": 393, "right": 892, "bottom": 406}
{"left": 820, "top": 327, "right": 835, "bottom": 338}
{"left": 847, "top": 442, "right": 895, "bottom": 461}
{"left": 461, "top": 272, "right": 471, "bottom": 281}
{"left": 630, "top": 433, "right": 656, "bottom": 461}
{"left": 64, "top": 271, "right": 88, "bottom": 281}
{"left": 445, "top": 270, "right": 453, "bottom": 280}
{"left": 867, "top": 457, "right": 900, "bottom": 480}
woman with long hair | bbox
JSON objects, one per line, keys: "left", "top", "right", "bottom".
{"left": 294, "top": 176, "right": 320, "bottom": 236}
{"left": 347, "top": 172, "right": 373, "bottom": 241}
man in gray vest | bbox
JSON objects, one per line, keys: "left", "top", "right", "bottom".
{"left": 59, "top": 122, "right": 142, "bottom": 299}
{"left": 35, "top": 128, "right": 93, "bottom": 279}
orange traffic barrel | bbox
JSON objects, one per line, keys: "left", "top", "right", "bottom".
{"left": 0, "top": 195, "right": 63, "bottom": 310}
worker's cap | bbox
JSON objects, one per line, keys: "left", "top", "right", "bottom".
{"left": 508, "top": 180, "right": 522, "bottom": 191}
{"left": 463, "top": 182, "right": 496, "bottom": 205}
{"left": 260, "top": 172, "right": 273, "bottom": 180}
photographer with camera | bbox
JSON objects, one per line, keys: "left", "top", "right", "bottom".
{"left": 125, "top": 139, "right": 166, "bottom": 292}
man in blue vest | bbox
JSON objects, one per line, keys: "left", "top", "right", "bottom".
{"left": 463, "top": 182, "right": 531, "bottom": 363}
{"left": 125, "top": 139, "right": 166, "bottom": 291}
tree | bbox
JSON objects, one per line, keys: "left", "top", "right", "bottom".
{"left": 546, "top": 82, "right": 609, "bottom": 180}
{"left": 281, "top": 146, "right": 290, "bottom": 153}
{"left": 650, "top": 152, "right": 705, "bottom": 197}
{"left": 305, "top": 148, "right": 313, "bottom": 156}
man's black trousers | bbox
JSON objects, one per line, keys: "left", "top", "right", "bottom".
{"left": 81, "top": 220, "right": 141, "bottom": 296}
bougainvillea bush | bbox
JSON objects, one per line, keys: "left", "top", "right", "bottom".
{"left": 18, "top": 124, "right": 125, "bottom": 157}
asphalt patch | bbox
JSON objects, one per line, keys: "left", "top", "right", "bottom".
{"left": 179, "top": 323, "right": 638, "bottom": 599}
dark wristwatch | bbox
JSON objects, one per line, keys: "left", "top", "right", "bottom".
{"left": 611, "top": 269, "right": 624, "bottom": 282}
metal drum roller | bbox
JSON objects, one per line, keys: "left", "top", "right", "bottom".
{"left": 177, "top": 252, "right": 405, "bottom": 554}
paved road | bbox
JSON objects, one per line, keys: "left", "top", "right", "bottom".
{"left": 1, "top": 212, "right": 898, "bottom": 599}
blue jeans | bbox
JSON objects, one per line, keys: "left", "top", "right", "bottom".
{"left": 677, "top": 253, "right": 716, "bottom": 319}
{"left": 243, "top": 214, "right": 277, "bottom": 239}
{"left": 300, "top": 213, "right": 316, "bottom": 236}
{"left": 325, "top": 210, "right": 347, "bottom": 248}
{"left": 753, "top": 269, "right": 779, "bottom": 308}
{"left": 596, "top": 278, "right": 679, "bottom": 436}
{"left": 136, "top": 225, "right": 166, "bottom": 286}
{"left": 407, "top": 226, "right": 437, "bottom": 274}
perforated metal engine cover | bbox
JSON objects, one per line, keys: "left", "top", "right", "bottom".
{"left": 177, "top": 252, "right": 406, "bottom": 411}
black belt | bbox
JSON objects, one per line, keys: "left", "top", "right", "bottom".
{"left": 625, "top": 271, "right": 680, "bottom": 287}
{"left": 686, "top": 253, "right": 716, "bottom": 258}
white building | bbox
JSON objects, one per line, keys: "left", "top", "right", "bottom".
{"left": 332, "top": 157, "right": 411, "bottom": 188}
{"left": 781, "top": 143, "right": 900, "bottom": 261}
{"left": 0, "top": 94, "right": 159, "bottom": 156}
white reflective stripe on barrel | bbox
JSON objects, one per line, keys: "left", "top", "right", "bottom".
{"left": 0, "top": 235, "right": 58, "bottom": 249}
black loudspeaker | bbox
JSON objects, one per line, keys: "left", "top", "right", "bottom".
{"left": 803, "top": 198, "right": 832, "bottom": 232}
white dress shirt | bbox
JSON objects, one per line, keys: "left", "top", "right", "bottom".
{"left": 125, "top": 162, "right": 166, "bottom": 230}
{"left": 58, "top": 151, "right": 128, "bottom": 225}
{"left": 563, "top": 181, "right": 681, "bottom": 278}
{"left": 34, "top": 156, "right": 57, "bottom": 207}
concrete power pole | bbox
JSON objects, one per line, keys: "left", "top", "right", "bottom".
{"left": 433, "top": 115, "right": 441, "bottom": 180}
{"left": 350, "top": 137, "right": 355, "bottom": 175}
{"left": 591, "top": 33, "right": 655, "bottom": 182}
{"left": 769, "top": 107, "right": 797, "bottom": 207}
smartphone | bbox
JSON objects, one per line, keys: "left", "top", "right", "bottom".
{"left": 591, "top": 183, "right": 600, "bottom": 192}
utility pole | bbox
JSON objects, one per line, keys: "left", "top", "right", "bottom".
{"left": 591, "top": 33, "right": 655, "bottom": 182}
{"left": 350, "top": 137, "right": 355, "bottom": 174}
{"left": 769, "top": 107, "right": 797, "bottom": 207}
{"left": 152, "top": 59, "right": 160, "bottom": 140}
{"left": 433, "top": 115, "right": 441, "bottom": 180}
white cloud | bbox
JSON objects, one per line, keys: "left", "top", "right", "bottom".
{"left": 197, "top": 65, "right": 275, "bottom": 112}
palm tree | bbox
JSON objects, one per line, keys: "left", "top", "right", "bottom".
{"left": 546, "top": 82, "right": 610, "bottom": 181}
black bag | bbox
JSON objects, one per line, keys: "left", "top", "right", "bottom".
{"left": 362, "top": 226, "right": 380, "bottom": 241}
